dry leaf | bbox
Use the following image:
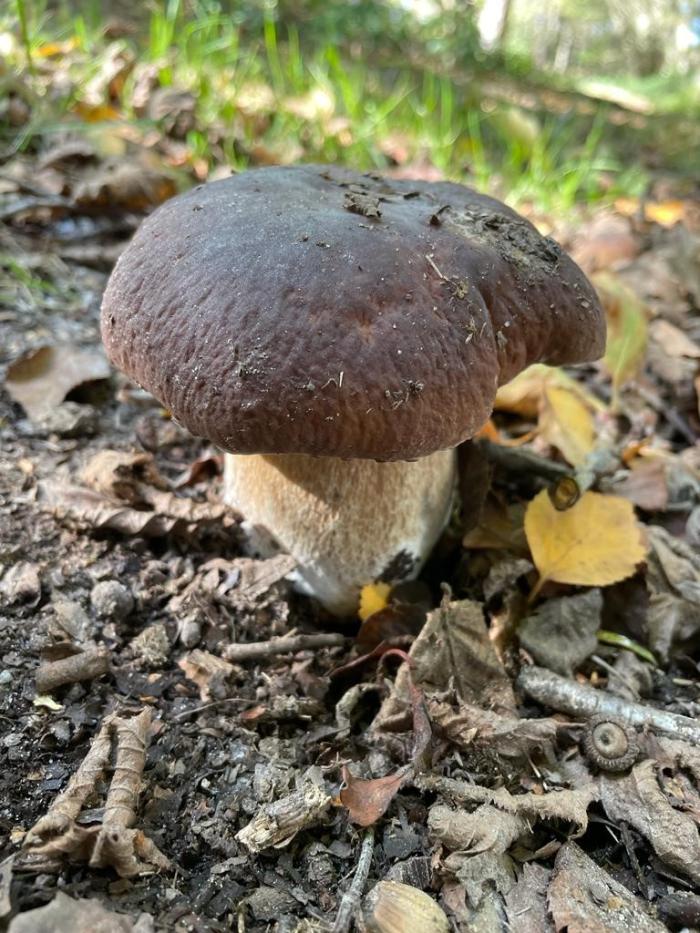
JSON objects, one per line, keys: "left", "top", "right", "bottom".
{"left": 339, "top": 767, "right": 407, "bottom": 827}
{"left": 374, "top": 598, "right": 516, "bottom": 734}
{"left": 73, "top": 160, "right": 176, "bottom": 212}
{"left": 539, "top": 384, "right": 595, "bottom": 466}
{"left": 570, "top": 213, "right": 638, "bottom": 273}
{"left": 462, "top": 499, "right": 528, "bottom": 553}
{"left": 519, "top": 589, "right": 602, "bottom": 675}
{"left": 359, "top": 582, "right": 392, "bottom": 621}
{"left": 649, "top": 318, "right": 700, "bottom": 358}
{"left": 494, "top": 365, "right": 603, "bottom": 462}
{"left": 525, "top": 490, "right": 646, "bottom": 595}
{"left": 427, "top": 698, "right": 556, "bottom": 761}
{"left": 504, "top": 863, "right": 553, "bottom": 933}
{"left": 548, "top": 842, "right": 666, "bottom": 933}
{"left": 177, "top": 650, "right": 236, "bottom": 701}
{"left": 611, "top": 459, "right": 669, "bottom": 512}
{"left": 598, "top": 760, "right": 700, "bottom": 885}
{"left": 593, "top": 271, "right": 648, "bottom": 395}
{"left": 5, "top": 345, "right": 110, "bottom": 421}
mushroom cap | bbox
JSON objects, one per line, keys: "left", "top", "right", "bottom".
{"left": 101, "top": 164, "right": 605, "bottom": 461}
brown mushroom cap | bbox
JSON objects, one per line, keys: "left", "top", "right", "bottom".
{"left": 101, "top": 164, "right": 605, "bottom": 461}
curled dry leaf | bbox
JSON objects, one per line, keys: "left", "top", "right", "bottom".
{"left": 525, "top": 490, "right": 647, "bottom": 597}
{"left": 22, "top": 709, "right": 169, "bottom": 878}
{"left": 40, "top": 449, "right": 230, "bottom": 538}
{"left": 426, "top": 698, "right": 556, "bottom": 761}
{"left": 5, "top": 345, "right": 111, "bottom": 421}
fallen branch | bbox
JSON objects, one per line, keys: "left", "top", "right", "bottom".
{"left": 222, "top": 632, "right": 347, "bottom": 663}
{"left": 236, "top": 781, "right": 331, "bottom": 853}
{"left": 518, "top": 666, "right": 700, "bottom": 745}
{"left": 332, "top": 828, "right": 375, "bottom": 933}
{"left": 35, "top": 647, "right": 110, "bottom": 694}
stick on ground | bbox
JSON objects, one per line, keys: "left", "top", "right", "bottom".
{"left": 35, "top": 647, "right": 110, "bottom": 693}
{"left": 332, "top": 827, "right": 375, "bottom": 933}
{"left": 518, "top": 665, "right": 700, "bottom": 745}
{"left": 222, "top": 632, "right": 347, "bottom": 663}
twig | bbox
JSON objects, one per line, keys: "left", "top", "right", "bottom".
{"left": 35, "top": 647, "right": 110, "bottom": 693}
{"left": 518, "top": 666, "right": 700, "bottom": 745}
{"left": 236, "top": 781, "right": 331, "bottom": 853}
{"left": 222, "top": 632, "right": 347, "bottom": 663}
{"left": 477, "top": 439, "right": 568, "bottom": 481}
{"left": 170, "top": 696, "right": 250, "bottom": 722}
{"left": 332, "top": 827, "right": 375, "bottom": 933}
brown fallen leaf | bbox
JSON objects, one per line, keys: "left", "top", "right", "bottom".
{"left": 525, "top": 490, "right": 647, "bottom": 597}
{"left": 570, "top": 212, "right": 639, "bottom": 273}
{"left": 81, "top": 449, "right": 168, "bottom": 503}
{"left": 598, "top": 759, "right": 700, "bottom": 885}
{"left": 547, "top": 841, "right": 666, "bottom": 933}
{"left": 41, "top": 482, "right": 229, "bottom": 538}
{"left": 340, "top": 767, "right": 407, "bottom": 828}
{"left": 73, "top": 160, "right": 177, "bottom": 213}
{"left": 649, "top": 318, "right": 700, "bottom": 359}
{"left": 519, "top": 589, "right": 602, "bottom": 676}
{"left": 177, "top": 649, "right": 236, "bottom": 701}
{"left": 374, "top": 597, "right": 516, "bottom": 734}
{"left": 427, "top": 698, "right": 557, "bottom": 761}
{"left": 462, "top": 498, "right": 528, "bottom": 553}
{"left": 610, "top": 458, "right": 669, "bottom": 512}
{"left": 5, "top": 345, "right": 110, "bottom": 421}
{"left": 504, "top": 863, "right": 553, "bottom": 933}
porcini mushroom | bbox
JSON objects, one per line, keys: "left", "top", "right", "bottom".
{"left": 101, "top": 165, "right": 605, "bottom": 615}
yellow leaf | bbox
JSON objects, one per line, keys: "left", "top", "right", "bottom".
{"left": 644, "top": 200, "right": 686, "bottom": 227}
{"left": 594, "top": 272, "right": 648, "bottom": 399}
{"left": 495, "top": 364, "right": 605, "bottom": 418}
{"left": 358, "top": 582, "right": 392, "bottom": 621}
{"left": 73, "top": 101, "right": 121, "bottom": 123}
{"left": 525, "top": 490, "right": 646, "bottom": 596}
{"left": 539, "top": 384, "right": 595, "bottom": 467}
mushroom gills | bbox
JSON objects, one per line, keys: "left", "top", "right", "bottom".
{"left": 222, "top": 449, "right": 457, "bottom": 616}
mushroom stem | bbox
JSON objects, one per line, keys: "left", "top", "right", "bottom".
{"left": 222, "top": 449, "right": 457, "bottom": 616}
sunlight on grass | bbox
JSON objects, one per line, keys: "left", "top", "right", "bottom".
{"left": 5, "top": 0, "right": 679, "bottom": 211}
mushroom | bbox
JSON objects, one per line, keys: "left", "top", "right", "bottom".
{"left": 101, "top": 165, "right": 605, "bottom": 615}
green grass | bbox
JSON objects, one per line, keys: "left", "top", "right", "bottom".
{"left": 4, "top": 0, "right": 678, "bottom": 212}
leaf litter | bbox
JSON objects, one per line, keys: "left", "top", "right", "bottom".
{"left": 1, "top": 52, "right": 700, "bottom": 932}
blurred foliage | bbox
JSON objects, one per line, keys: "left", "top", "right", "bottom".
{"left": 3, "top": 0, "right": 699, "bottom": 210}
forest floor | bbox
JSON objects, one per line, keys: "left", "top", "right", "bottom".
{"left": 2, "top": 39, "right": 700, "bottom": 933}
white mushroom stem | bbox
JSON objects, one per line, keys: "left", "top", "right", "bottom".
{"left": 222, "top": 450, "right": 457, "bottom": 616}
